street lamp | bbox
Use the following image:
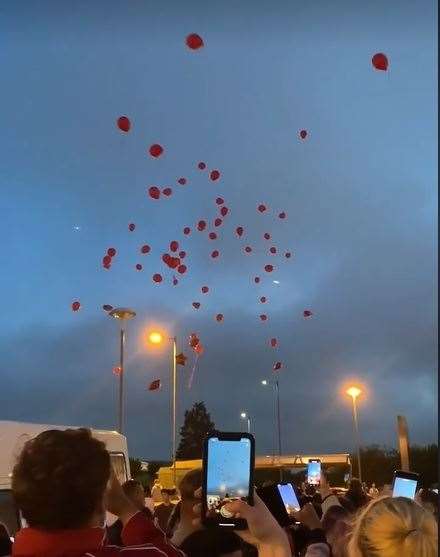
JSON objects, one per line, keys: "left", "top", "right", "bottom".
{"left": 240, "top": 412, "right": 251, "bottom": 433}
{"left": 147, "top": 330, "right": 178, "bottom": 486}
{"left": 109, "top": 307, "right": 136, "bottom": 434}
{"left": 262, "top": 378, "right": 282, "bottom": 481}
{"left": 346, "top": 386, "right": 362, "bottom": 482}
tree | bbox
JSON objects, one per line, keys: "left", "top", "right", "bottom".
{"left": 176, "top": 401, "right": 215, "bottom": 460}
{"left": 129, "top": 457, "right": 142, "bottom": 478}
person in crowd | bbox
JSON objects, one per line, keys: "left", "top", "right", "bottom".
{"left": 417, "top": 488, "right": 439, "bottom": 521}
{"left": 168, "top": 469, "right": 202, "bottom": 546}
{"left": 321, "top": 505, "right": 351, "bottom": 557}
{"left": 0, "top": 523, "right": 12, "bottom": 557}
{"left": 180, "top": 529, "right": 243, "bottom": 557}
{"left": 154, "top": 489, "right": 176, "bottom": 532}
{"left": 11, "top": 428, "right": 184, "bottom": 556}
{"left": 348, "top": 496, "right": 438, "bottom": 557}
{"left": 340, "top": 478, "right": 369, "bottom": 513}
{"left": 107, "top": 479, "right": 153, "bottom": 545}
{"left": 144, "top": 485, "right": 155, "bottom": 514}
{"left": 367, "top": 483, "right": 379, "bottom": 499}
{"left": 151, "top": 479, "right": 163, "bottom": 504}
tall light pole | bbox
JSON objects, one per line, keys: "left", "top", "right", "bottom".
{"left": 346, "top": 386, "right": 362, "bottom": 482}
{"left": 148, "top": 331, "right": 178, "bottom": 487}
{"left": 240, "top": 412, "right": 251, "bottom": 433}
{"left": 109, "top": 308, "right": 136, "bottom": 434}
{"left": 262, "top": 378, "right": 282, "bottom": 481}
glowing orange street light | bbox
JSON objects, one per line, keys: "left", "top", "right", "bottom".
{"left": 148, "top": 331, "right": 163, "bottom": 345}
{"left": 346, "top": 385, "right": 363, "bottom": 482}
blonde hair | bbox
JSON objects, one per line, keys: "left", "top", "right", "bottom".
{"left": 348, "top": 496, "right": 438, "bottom": 557}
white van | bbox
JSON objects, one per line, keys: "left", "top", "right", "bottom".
{"left": 0, "top": 420, "right": 130, "bottom": 537}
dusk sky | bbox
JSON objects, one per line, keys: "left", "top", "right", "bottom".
{"left": 1, "top": 0, "right": 437, "bottom": 460}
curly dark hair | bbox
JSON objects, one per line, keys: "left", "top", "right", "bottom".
{"left": 12, "top": 428, "right": 110, "bottom": 530}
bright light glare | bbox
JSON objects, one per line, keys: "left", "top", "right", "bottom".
{"left": 346, "top": 386, "right": 362, "bottom": 399}
{"left": 261, "top": 379, "right": 268, "bottom": 385}
{"left": 240, "top": 412, "right": 247, "bottom": 418}
{"left": 273, "top": 280, "right": 280, "bottom": 284}
{"left": 149, "top": 332, "right": 163, "bottom": 345}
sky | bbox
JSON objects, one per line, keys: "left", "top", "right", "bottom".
{"left": 0, "top": 0, "right": 437, "bottom": 460}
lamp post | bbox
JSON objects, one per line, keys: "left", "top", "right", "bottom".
{"left": 346, "top": 386, "right": 362, "bottom": 482}
{"left": 240, "top": 412, "right": 251, "bottom": 433}
{"left": 148, "top": 331, "right": 178, "bottom": 486}
{"left": 109, "top": 308, "right": 136, "bottom": 434}
{"left": 262, "top": 378, "right": 282, "bottom": 481}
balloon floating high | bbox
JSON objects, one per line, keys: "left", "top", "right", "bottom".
{"left": 116, "top": 116, "right": 130, "bottom": 132}
{"left": 372, "top": 53, "right": 388, "bottom": 71}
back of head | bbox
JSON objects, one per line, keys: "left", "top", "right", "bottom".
{"left": 180, "top": 528, "right": 242, "bottom": 557}
{"left": 122, "top": 479, "right": 145, "bottom": 510}
{"left": 178, "top": 469, "right": 202, "bottom": 502}
{"left": 12, "top": 428, "right": 110, "bottom": 530}
{"left": 348, "top": 478, "right": 364, "bottom": 497}
{"left": 348, "top": 496, "right": 438, "bottom": 557}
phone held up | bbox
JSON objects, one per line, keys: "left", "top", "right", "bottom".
{"left": 202, "top": 431, "right": 255, "bottom": 529}
{"left": 257, "top": 482, "right": 301, "bottom": 528}
{"left": 392, "top": 470, "right": 419, "bottom": 500}
{"left": 307, "top": 459, "right": 321, "bottom": 486}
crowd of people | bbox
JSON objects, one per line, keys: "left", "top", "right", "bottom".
{"left": 0, "top": 428, "right": 438, "bottom": 557}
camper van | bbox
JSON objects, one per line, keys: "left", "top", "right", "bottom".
{"left": 0, "top": 420, "right": 130, "bottom": 537}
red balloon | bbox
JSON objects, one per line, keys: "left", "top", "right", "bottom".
{"left": 103, "top": 304, "right": 113, "bottom": 312}
{"left": 260, "top": 314, "right": 268, "bottom": 321}
{"left": 141, "top": 244, "right": 151, "bottom": 254}
{"left": 244, "top": 246, "right": 252, "bottom": 253}
{"left": 128, "top": 223, "right": 136, "bottom": 232}
{"left": 103, "top": 255, "right": 112, "bottom": 266}
{"left": 107, "top": 248, "right": 116, "bottom": 257}
{"left": 153, "top": 273, "right": 163, "bottom": 283}
{"left": 214, "top": 218, "right": 223, "bottom": 227}
{"left": 170, "top": 241, "right": 179, "bottom": 253}
{"left": 264, "top": 264, "right": 274, "bottom": 272}
{"left": 303, "top": 310, "right": 313, "bottom": 318}
{"left": 135, "top": 263, "right": 142, "bottom": 271}
{"left": 236, "top": 226, "right": 244, "bottom": 237}
{"left": 273, "top": 361, "right": 283, "bottom": 371}
{"left": 278, "top": 212, "right": 286, "bottom": 219}
{"left": 177, "top": 264, "right": 187, "bottom": 274}
{"left": 198, "top": 161, "right": 206, "bottom": 170}
{"left": 169, "top": 257, "right": 181, "bottom": 269}
{"left": 197, "top": 220, "right": 207, "bottom": 231}
{"left": 149, "top": 144, "right": 164, "bottom": 158}
{"left": 285, "top": 252, "right": 291, "bottom": 259}
{"left": 71, "top": 301, "right": 81, "bottom": 312}
{"left": 220, "top": 206, "right": 229, "bottom": 217}
{"left": 201, "top": 286, "right": 209, "bottom": 294}
{"left": 148, "top": 186, "right": 161, "bottom": 199}
{"left": 264, "top": 233, "right": 271, "bottom": 240}
{"left": 210, "top": 170, "right": 220, "bottom": 181}
{"left": 103, "top": 263, "right": 111, "bottom": 270}
{"left": 183, "top": 227, "right": 191, "bottom": 235}
{"left": 189, "top": 333, "right": 200, "bottom": 348}
{"left": 270, "top": 338, "right": 277, "bottom": 348}
{"left": 216, "top": 313, "right": 224, "bottom": 322}
{"left": 186, "top": 33, "right": 204, "bottom": 50}
{"left": 269, "top": 247, "right": 277, "bottom": 254}
{"left": 192, "top": 302, "right": 201, "bottom": 309}
{"left": 209, "top": 232, "right": 217, "bottom": 240}
{"left": 372, "top": 52, "right": 388, "bottom": 71}
{"left": 162, "top": 187, "right": 173, "bottom": 197}
{"left": 211, "top": 250, "right": 219, "bottom": 259}
{"left": 299, "top": 130, "right": 307, "bottom": 140}
{"left": 254, "top": 276, "right": 260, "bottom": 283}
{"left": 216, "top": 197, "right": 224, "bottom": 205}
{"left": 179, "top": 251, "right": 186, "bottom": 259}
{"left": 258, "top": 204, "right": 267, "bottom": 213}
{"left": 117, "top": 116, "right": 130, "bottom": 132}
{"left": 178, "top": 177, "right": 187, "bottom": 185}
{"left": 260, "top": 296, "right": 267, "bottom": 303}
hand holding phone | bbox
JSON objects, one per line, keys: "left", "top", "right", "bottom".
{"left": 202, "top": 431, "right": 255, "bottom": 529}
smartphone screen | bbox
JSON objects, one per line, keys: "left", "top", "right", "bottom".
{"left": 277, "top": 483, "right": 301, "bottom": 512}
{"left": 392, "top": 474, "right": 418, "bottom": 499}
{"left": 203, "top": 433, "right": 254, "bottom": 528}
{"left": 307, "top": 460, "right": 321, "bottom": 485}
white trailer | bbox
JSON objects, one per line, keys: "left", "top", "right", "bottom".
{"left": 0, "top": 420, "right": 130, "bottom": 536}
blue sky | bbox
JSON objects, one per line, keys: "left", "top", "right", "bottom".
{"left": 0, "top": 0, "right": 437, "bottom": 459}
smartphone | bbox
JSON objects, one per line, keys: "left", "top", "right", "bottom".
{"left": 307, "top": 459, "right": 321, "bottom": 486}
{"left": 278, "top": 483, "right": 301, "bottom": 513}
{"left": 202, "top": 431, "right": 254, "bottom": 529}
{"left": 392, "top": 470, "right": 419, "bottom": 499}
